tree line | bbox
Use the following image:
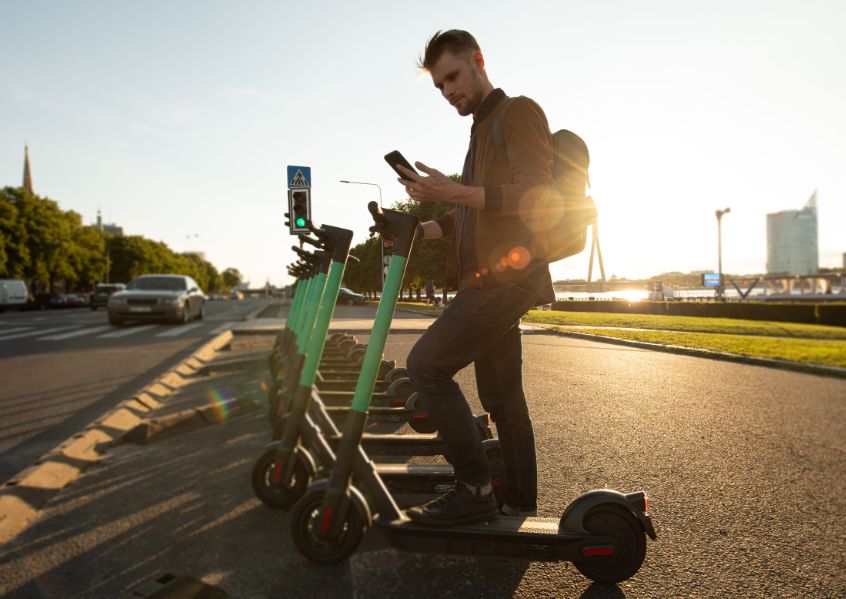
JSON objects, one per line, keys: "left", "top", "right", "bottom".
{"left": 342, "top": 175, "right": 459, "bottom": 299}
{"left": 0, "top": 186, "right": 242, "bottom": 293}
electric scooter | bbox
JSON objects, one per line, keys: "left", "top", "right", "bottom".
{"left": 288, "top": 202, "right": 656, "bottom": 584}
{"left": 253, "top": 222, "right": 500, "bottom": 509}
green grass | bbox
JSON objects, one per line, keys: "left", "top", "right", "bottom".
{"left": 563, "top": 327, "right": 846, "bottom": 369}
{"left": 523, "top": 310, "right": 846, "bottom": 340}
{"left": 393, "top": 302, "right": 846, "bottom": 369}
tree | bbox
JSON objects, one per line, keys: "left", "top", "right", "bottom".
{"left": 0, "top": 186, "right": 235, "bottom": 293}
{"left": 222, "top": 267, "right": 243, "bottom": 290}
{"left": 0, "top": 189, "right": 25, "bottom": 277}
{"left": 68, "top": 224, "right": 107, "bottom": 287}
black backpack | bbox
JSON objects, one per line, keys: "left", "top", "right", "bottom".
{"left": 491, "top": 101, "right": 597, "bottom": 263}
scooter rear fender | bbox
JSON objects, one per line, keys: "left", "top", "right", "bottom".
{"left": 560, "top": 489, "right": 657, "bottom": 541}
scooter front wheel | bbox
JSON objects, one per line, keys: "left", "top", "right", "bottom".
{"left": 291, "top": 489, "right": 365, "bottom": 564}
{"left": 572, "top": 504, "right": 646, "bottom": 584}
{"left": 251, "top": 449, "right": 310, "bottom": 509}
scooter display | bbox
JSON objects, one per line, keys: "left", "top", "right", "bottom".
{"left": 287, "top": 202, "right": 656, "bottom": 584}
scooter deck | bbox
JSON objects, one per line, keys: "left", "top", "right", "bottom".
{"left": 376, "top": 516, "right": 602, "bottom": 562}
{"left": 375, "top": 464, "right": 464, "bottom": 494}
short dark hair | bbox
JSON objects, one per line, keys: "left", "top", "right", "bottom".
{"left": 418, "top": 30, "right": 481, "bottom": 70}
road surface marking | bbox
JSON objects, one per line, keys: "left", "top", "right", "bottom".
{"left": 155, "top": 323, "right": 206, "bottom": 337}
{"left": 210, "top": 321, "right": 238, "bottom": 334}
{"left": 38, "top": 325, "right": 113, "bottom": 340}
{"left": 0, "top": 326, "right": 81, "bottom": 342}
{"left": 99, "top": 325, "right": 160, "bottom": 338}
{"left": 0, "top": 327, "right": 34, "bottom": 335}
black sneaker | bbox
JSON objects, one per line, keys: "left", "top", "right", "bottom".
{"left": 406, "top": 484, "right": 499, "bottom": 527}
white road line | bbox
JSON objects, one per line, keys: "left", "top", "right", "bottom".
{"left": 38, "top": 325, "right": 112, "bottom": 340}
{"left": 98, "top": 324, "right": 160, "bottom": 338}
{"left": 0, "top": 327, "right": 34, "bottom": 335}
{"left": 210, "top": 321, "right": 238, "bottom": 334}
{"left": 0, "top": 325, "right": 81, "bottom": 342}
{"left": 155, "top": 323, "right": 206, "bottom": 338}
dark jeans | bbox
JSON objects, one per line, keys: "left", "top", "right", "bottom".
{"left": 406, "top": 283, "right": 539, "bottom": 508}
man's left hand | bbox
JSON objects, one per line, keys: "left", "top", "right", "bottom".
{"left": 397, "top": 162, "right": 457, "bottom": 203}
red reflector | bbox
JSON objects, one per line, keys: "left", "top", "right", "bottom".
{"left": 272, "top": 460, "right": 284, "bottom": 483}
{"left": 320, "top": 506, "right": 334, "bottom": 535}
{"left": 491, "top": 478, "right": 503, "bottom": 488}
{"left": 412, "top": 412, "right": 429, "bottom": 420}
{"left": 582, "top": 546, "right": 615, "bottom": 557}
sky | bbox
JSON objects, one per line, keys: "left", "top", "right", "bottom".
{"left": 1, "top": 0, "right": 844, "bottom": 286}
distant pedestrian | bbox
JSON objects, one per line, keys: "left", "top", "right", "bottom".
{"left": 425, "top": 279, "right": 437, "bottom": 306}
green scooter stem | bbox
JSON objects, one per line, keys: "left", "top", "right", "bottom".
{"left": 350, "top": 255, "right": 406, "bottom": 414}
{"left": 299, "top": 259, "right": 346, "bottom": 387}
{"left": 297, "top": 269, "right": 327, "bottom": 355}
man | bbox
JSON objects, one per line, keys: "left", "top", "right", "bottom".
{"left": 425, "top": 278, "right": 437, "bottom": 306}
{"left": 395, "top": 30, "right": 556, "bottom": 527}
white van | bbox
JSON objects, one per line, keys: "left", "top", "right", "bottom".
{"left": 0, "top": 279, "right": 30, "bottom": 312}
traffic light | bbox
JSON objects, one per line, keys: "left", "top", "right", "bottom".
{"left": 287, "top": 189, "right": 311, "bottom": 234}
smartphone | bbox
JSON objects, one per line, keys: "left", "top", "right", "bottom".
{"left": 384, "top": 150, "right": 418, "bottom": 179}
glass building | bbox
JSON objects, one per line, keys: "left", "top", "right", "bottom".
{"left": 766, "top": 191, "right": 819, "bottom": 276}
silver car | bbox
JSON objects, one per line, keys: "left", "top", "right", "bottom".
{"left": 108, "top": 274, "right": 206, "bottom": 326}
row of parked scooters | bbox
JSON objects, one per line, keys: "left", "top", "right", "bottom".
{"left": 248, "top": 202, "right": 656, "bottom": 584}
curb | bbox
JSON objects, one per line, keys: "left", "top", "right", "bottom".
{"left": 0, "top": 331, "right": 234, "bottom": 545}
{"left": 526, "top": 325, "right": 846, "bottom": 380}
{"left": 125, "top": 396, "right": 260, "bottom": 445}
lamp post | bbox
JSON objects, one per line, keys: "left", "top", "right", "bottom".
{"left": 340, "top": 180, "right": 385, "bottom": 292}
{"left": 715, "top": 207, "right": 731, "bottom": 301}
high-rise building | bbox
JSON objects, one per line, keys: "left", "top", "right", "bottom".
{"left": 766, "top": 191, "right": 819, "bottom": 275}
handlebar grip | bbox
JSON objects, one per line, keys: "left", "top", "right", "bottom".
{"left": 300, "top": 235, "right": 322, "bottom": 248}
{"left": 368, "top": 201, "right": 386, "bottom": 226}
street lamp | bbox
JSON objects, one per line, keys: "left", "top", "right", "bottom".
{"left": 715, "top": 207, "right": 731, "bottom": 301}
{"left": 340, "top": 180, "right": 385, "bottom": 292}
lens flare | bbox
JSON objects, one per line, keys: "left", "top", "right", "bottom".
{"left": 205, "top": 387, "right": 233, "bottom": 421}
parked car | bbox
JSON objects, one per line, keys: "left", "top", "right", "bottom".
{"left": 337, "top": 287, "right": 368, "bottom": 306}
{"left": 230, "top": 290, "right": 244, "bottom": 301}
{"left": 0, "top": 279, "right": 30, "bottom": 312}
{"left": 63, "top": 293, "right": 90, "bottom": 308}
{"left": 89, "top": 283, "right": 126, "bottom": 310}
{"left": 32, "top": 292, "right": 69, "bottom": 309}
{"left": 107, "top": 274, "right": 206, "bottom": 326}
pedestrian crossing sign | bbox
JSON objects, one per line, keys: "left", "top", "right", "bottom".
{"left": 287, "top": 165, "right": 311, "bottom": 188}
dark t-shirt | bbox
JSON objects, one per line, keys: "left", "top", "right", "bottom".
{"left": 457, "top": 89, "right": 507, "bottom": 281}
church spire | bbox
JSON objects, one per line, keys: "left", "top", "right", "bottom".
{"left": 22, "top": 145, "right": 34, "bottom": 195}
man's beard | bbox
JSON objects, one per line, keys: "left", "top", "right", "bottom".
{"left": 457, "top": 87, "right": 483, "bottom": 116}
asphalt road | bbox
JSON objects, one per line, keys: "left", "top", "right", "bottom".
{"left": 0, "top": 298, "right": 268, "bottom": 482}
{"left": 0, "top": 304, "right": 844, "bottom": 597}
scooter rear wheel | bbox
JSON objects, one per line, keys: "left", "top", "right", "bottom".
{"left": 291, "top": 489, "right": 365, "bottom": 564}
{"left": 383, "top": 367, "right": 408, "bottom": 384}
{"left": 251, "top": 449, "right": 310, "bottom": 509}
{"left": 572, "top": 504, "right": 646, "bottom": 584}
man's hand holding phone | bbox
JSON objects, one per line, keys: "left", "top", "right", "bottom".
{"left": 385, "top": 150, "right": 458, "bottom": 204}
